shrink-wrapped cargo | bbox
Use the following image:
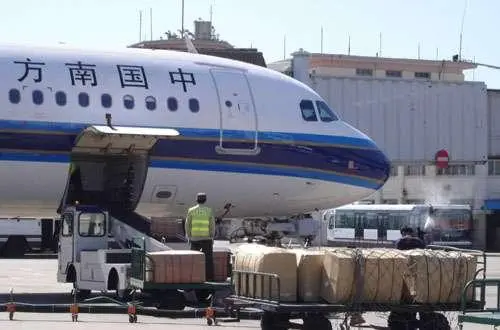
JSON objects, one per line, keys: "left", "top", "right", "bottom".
{"left": 145, "top": 250, "right": 205, "bottom": 283}
{"left": 295, "top": 249, "right": 326, "bottom": 302}
{"left": 233, "top": 244, "right": 297, "bottom": 302}
{"left": 321, "top": 248, "right": 408, "bottom": 304}
{"left": 402, "top": 249, "right": 477, "bottom": 303}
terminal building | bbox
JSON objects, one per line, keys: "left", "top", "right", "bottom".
{"left": 269, "top": 51, "right": 500, "bottom": 250}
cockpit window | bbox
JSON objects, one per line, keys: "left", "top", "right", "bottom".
{"left": 315, "top": 100, "right": 339, "bottom": 122}
{"left": 300, "top": 100, "right": 317, "bottom": 122}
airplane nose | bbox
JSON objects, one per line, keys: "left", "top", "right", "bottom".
{"left": 368, "top": 141, "right": 391, "bottom": 188}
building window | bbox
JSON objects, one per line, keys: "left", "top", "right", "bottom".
{"left": 145, "top": 96, "right": 157, "bottom": 111}
{"left": 167, "top": 97, "right": 178, "bottom": 111}
{"left": 300, "top": 100, "right": 317, "bottom": 122}
{"left": 188, "top": 98, "right": 199, "bottom": 113}
{"left": 8, "top": 89, "right": 21, "bottom": 104}
{"left": 386, "top": 70, "right": 402, "bottom": 78}
{"left": 390, "top": 166, "right": 398, "bottom": 176}
{"left": 437, "top": 164, "right": 475, "bottom": 176}
{"left": 78, "top": 93, "right": 89, "bottom": 107}
{"left": 356, "top": 68, "right": 373, "bottom": 76}
{"left": 382, "top": 199, "right": 398, "bottom": 204}
{"left": 101, "top": 94, "right": 112, "bottom": 108}
{"left": 55, "top": 91, "right": 67, "bottom": 106}
{"left": 405, "top": 165, "right": 426, "bottom": 176}
{"left": 415, "top": 72, "right": 431, "bottom": 79}
{"left": 123, "top": 95, "right": 134, "bottom": 110}
{"left": 489, "top": 160, "right": 500, "bottom": 175}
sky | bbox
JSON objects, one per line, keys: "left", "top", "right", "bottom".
{"left": 1, "top": 0, "right": 498, "bottom": 87}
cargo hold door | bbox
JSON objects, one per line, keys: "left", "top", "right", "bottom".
{"left": 59, "top": 125, "right": 179, "bottom": 213}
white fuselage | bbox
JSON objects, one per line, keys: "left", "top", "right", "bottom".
{"left": 0, "top": 43, "right": 391, "bottom": 219}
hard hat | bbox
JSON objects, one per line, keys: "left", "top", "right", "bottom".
{"left": 197, "top": 192, "right": 206, "bottom": 197}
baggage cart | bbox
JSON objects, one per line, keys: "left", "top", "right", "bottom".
{"left": 223, "top": 245, "right": 488, "bottom": 330}
{"left": 127, "top": 237, "right": 233, "bottom": 312}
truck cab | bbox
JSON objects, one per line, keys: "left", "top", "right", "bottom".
{"left": 57, "top": 204, "right": 131, "bottom": 299}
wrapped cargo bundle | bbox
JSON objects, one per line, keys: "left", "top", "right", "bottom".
{"left": 145, "top": 250, "right": 206, "bottom": 283}
{"left": 233, "top": 243, "right": 297, "bottom": 302}
{"left": 295, "top": 249, "right": 327, "bottom": 302}
{"left": 402, "top": 249, "right": 477, "bottom": 303}
{"left": 321, "top": 248, "right": 408, "bottom": 304}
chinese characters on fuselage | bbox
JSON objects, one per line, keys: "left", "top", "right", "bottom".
{"left": 12, "top": 58, "right": 196, "bottom": 92}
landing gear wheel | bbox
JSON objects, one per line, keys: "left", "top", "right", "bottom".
{"left": 419, "top": 312, "right": 450, "bottom": 330}
{"left": 303, "top": 314, "right": 333, "bottom": 330}
{"left": 260, "top": 312, "right": 287, "bottom": 330}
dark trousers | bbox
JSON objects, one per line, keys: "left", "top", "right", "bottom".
{"left": 190, "top": 239, "right": 214, "bottom": 281}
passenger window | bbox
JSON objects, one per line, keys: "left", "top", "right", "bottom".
{"left": 9, "top": 88, "right": 21, "bottom": 104}
{"left": 145, "top": 96, "right": 156, "bottom": 111}
{"left": 300, "top": 100, "right": 317, "bottom": 121}
{"left": 123, "top": 95, "right": 134, "bottom": 110}
{"left": 78, "top": 93, "right": 89, "bottom": 107}
{"left": 167, "top": 97, "right": 178, "bottom": 111}
{"left": 315, "top": 100, "right": 339, "bottom": 122}
{"left": 55, "top": 91, "right": 67, "bottom": 106}
{"left": 32, "top": 90, "right": 44, "bottom": 105}
{"left": 189, "top": 98, "right": 199, "bottom": 113}
{"left": 101, "top": 93, "right": 112, "bottom": 108}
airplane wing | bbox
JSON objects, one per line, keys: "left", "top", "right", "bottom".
{"left": 72, "top": 125, "right": 180, "bottom": 155}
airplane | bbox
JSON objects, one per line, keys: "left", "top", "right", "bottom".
{"left": 0, "top": 41, "right": 391, "bottom": 221}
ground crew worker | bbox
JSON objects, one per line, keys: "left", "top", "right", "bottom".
{"left": 389, "top": 226, "right": 426, "bottom": 328}
{"left": 184, "top": 192, "right": 215, "bottom": 281}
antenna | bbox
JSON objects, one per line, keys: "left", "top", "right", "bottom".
{"left": 436, "top": 48, "right": 439, "bottom": 60}
{"left": 458, "top": 0, "right": 468, "bottom": 61}
{"left": 150, "top": 7, "right": 153, "bottom": 41}
{"left": 418, "top": 43, "right": 421, "bottom": 59}
{"left": 347, "top": 34, "right": 351, "bottom": 55}
{"left": 181, "top": 0, "right": 185, "bottom": 37}
{"left": 320, "top": 26, "right": 324, "bottom": 53}
{"left": 210, "top": 4, "right": 213, "bottom": 22}
{"left": 283, "top": 35, "right": 286, "bottom": 60}
{"left": 379, "top": 32, "right": 382, "bottom": 56}
{"left": 139, "top": 10, "right": 142, "bottom": 42}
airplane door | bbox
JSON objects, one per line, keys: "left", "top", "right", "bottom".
{"left": 210, "top": 69, "right": 260, "bottom": 156}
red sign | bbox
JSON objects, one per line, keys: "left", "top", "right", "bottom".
{"left": 435, "top": 149, "right": 449, "bottom": 169}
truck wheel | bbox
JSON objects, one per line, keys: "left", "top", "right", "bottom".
{"left": 260, "top": 312, "right": 287, "bottom": 330}
{"left": 419, "top": 312, "right": 450, "bottom": 330}
{"left": 156, "top": 290, "right": 186, "bottom": 310}
{"left": 303, "top": 314, "right": 332, "bottom": 330}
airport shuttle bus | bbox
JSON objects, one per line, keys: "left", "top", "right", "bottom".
{"left": 325, "top": 203, "right": 473, "bottom": 248}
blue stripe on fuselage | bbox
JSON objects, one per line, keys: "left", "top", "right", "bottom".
{"left": 0, "top": 119, "right": 390, "bottom": 190}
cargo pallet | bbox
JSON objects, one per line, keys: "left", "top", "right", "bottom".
{"left": 126, "top": 237, "right": 233, "bottom": 322}
{"left": 222, "top": 246, "right": 489, "bottom": 330}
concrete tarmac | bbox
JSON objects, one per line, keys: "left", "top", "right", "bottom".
{"left": 0, "top": 252, "right": 499, "bottom": 329}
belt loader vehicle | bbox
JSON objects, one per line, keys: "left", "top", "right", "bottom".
{"left": 57, "top": 203, "right": 232, "bottom": 309}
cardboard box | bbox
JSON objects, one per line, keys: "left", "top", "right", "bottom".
{"left": 146, "top": 250, "right": 206, "bottom": 283}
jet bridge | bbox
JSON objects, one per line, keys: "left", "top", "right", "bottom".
{"left": 58, "top": 125, "right": 181, "bottom": 250}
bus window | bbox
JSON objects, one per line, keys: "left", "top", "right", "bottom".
{"left": 354, "top": 213, "right": 364, "bottom": 239}
{"left": 377, "top": 213, "right": 388, "bottom": 240}
{"left": 431, "top": 208, "right": 473, "bottom": 243}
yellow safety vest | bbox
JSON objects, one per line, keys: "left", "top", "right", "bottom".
{"left": 187, "top": 205, "right": 212, "bottom": 237}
